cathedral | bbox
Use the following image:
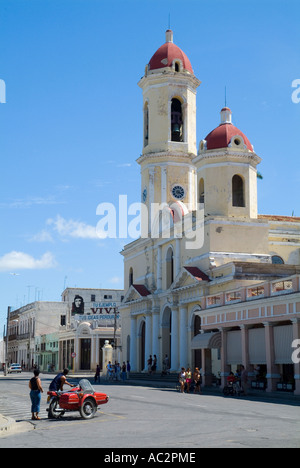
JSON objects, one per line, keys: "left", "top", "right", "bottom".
{"left": 120, "top": 30, "right": 300, "bottom": 395}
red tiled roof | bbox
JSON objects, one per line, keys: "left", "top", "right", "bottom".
{"left": 132, "top": 284, "right": 151, "bottom": 297}
{"left": 184, "top": 267, "right": 210, "bottom": 282}
{"left": 258, "top": 215, "right": 300, "bottom": 223}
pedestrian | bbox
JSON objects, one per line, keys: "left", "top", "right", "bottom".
{"left": 241, "top": 365, "right": 248, "bottom": 396}
{"left": 115, "top": 362, "right": 121, "bottom": 381}
{"left": 127, "top": 360, "right": 131, "bottom": 379}
{"left": 151, "top": 355, "right": 157, "bottom": 374}
{"left": 121, "top": 362, "right": 127, "bottom": 381}
{"left": 29, "top": 369, "right": 43, "bottom": 420}
{"left": 106, "top": 361, "right": 113, "bottom": 381}
{"left": 186, "top": 368, "right": 192, "bottom": 393}
{"left": 193, "top": 367, "right": 202, "bottom": 394}
{"left": 148, "top": 355, "right": 153, "bottom": 374}
{"left": 179, "top": 367, "right": 186, "bottom": 393}
{"left": 162, "top": 354, "right": 169, "bottom": 375}
{"left": 94, "top": 364, "right": 101, "bottom": 383}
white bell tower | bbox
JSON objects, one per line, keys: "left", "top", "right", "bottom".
{"left": 137, "top": 30, "right": 201, "bottom": 219}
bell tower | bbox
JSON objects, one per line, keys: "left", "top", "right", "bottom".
{"left": 137, "top": 30, "right": 201, "bottom": 217}
{"left": 195, "top": 107, "right": 262, "bottom": 220}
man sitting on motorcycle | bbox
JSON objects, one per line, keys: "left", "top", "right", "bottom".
{"left": 49, "top": 369, "right": 74, "bottom": 392}
{"left": 227, "top": 372, "right": 236, "bottom": 385}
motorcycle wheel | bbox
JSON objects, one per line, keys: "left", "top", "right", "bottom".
{"left": 80, "top": 398, "right": 97, "bottom": 419}
{"left": 48, "top": 398, "right": 65, "bottom": 419}
{"left": 223, "top": 386, "right": 230, "bottom": 396}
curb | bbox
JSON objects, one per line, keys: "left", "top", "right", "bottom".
{"left": 0, "top": 415, "right": 18, "bottom": 437}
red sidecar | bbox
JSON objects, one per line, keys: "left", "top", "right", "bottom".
{"left": 47, "top": 379, "right": 109, "bottom": 420}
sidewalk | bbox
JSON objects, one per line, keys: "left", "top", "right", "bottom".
{"left": 0, "top": 414, "right": 33, "bottom": 437}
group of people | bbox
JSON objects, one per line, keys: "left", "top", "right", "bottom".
{"left": 226, "top": 365, "right": 249, "bottom": 395}
{"left": 106, "top": 361, "right": 131, "bottom": 381}
{"left": 178, "top": 367, "right": 202, "bottom": 394}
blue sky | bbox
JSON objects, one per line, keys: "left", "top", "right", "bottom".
{"left": 0, "top": 0, "right": 300, "bottom": 333}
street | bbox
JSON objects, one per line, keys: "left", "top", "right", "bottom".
{"left": 0, "top": 372, "right": 300, "bottom": 449}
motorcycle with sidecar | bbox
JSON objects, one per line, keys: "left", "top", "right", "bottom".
{"left": 47, "top": 379, "right": 109, "bottom": 420}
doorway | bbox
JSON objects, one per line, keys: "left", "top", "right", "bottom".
{"left": 80, "top": 339, "right": 91, "bottom": 370}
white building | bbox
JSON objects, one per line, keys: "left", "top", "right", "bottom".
{"left": 59, "top": 288, "right": 124, "bottom": 372}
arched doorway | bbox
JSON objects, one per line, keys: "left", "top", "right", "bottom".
{"left": 162, "top": 307, "right": 172, "bottom": 368}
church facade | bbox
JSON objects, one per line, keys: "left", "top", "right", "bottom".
{"left": 120, "top": 30, "right": 300, "bottom": 394}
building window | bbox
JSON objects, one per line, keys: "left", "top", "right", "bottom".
{"left": 129, "top": 268, "right": 134, "bottom": 287}
{"left": 232, "top": 175, "right": 245, "bottom": 207}
{"left": 60, "top": 315, "right": 66, "bottom": 326}
{"left": 91, "top": 294, "right": 96, "bottom": 302}
{"left": 271, "top": 280, "right": 293, "bottom": 295}
{"left": 171, "top": 98, "right": 183, "bottom": 142}
{"left": 247, "top": 285, "right": 265, "bottom": 300}
{"left": 272, "top": 255, "right": 284, "bottom": 264}
{"left": 199, "top": 178, "right": 205, "bottom": 205}
{"left": 225, "top": 291, "right": 242, "bottom": 303}
{"left": 206, "top": 295, "right": 222, "bottom": 308}
{"left": 166, "top": 246, "right": 174, "bottom": 289}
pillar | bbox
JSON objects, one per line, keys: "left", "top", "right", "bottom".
{"left": 179, "top": 306, "right": 188, "bottom": 368}
{"left": 130, "top": 316, "right": 137, "bottom": 371}
{"left": 157, "top": 246, "right": 162, "bottom": 291}
{"left": 144, "top": 313, "right": 152, "bottom": 371}
{"left": 264, "top": 322, "right": 280, "bottom": 392}
{"left": 220, "top": 328, "right": 231, "bottom": 388}
{"left": 171, "top": 307, "right": 179, "bottom": 371}
{"left": 292, "top": 319, "right": 300, "bottom": 395}
{"left": 152, "top": 309, "right": 160, "bottom": 370}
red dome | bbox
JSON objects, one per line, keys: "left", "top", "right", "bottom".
{"left": 148, "top": 30, "right": 193, "bottom": 74}
{"left": 204, "top": 108, "right": 253, "bottom": 152}
{"left": 205, "top": 124, "right": 253, "bottom": 151}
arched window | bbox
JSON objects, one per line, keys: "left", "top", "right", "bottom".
{"left": 175, "top": 62, "right": 180, "bottom": 72}
{"left": 166, "top": 246, "right": 174, "bottom": 289}
{"left": 171, "top": 98, "right": 183, "bottom": 142}
{"left": 129, "top": 267, "right": 134, "bottom": 287}
{"left": 232, "top": 175, "right": 245, "bottom": 207}
{"left": 199, "top": 178, "right": 205, "bottom": 205}
{"left": 272, "top": 255, "right": 284, "bottom": 264}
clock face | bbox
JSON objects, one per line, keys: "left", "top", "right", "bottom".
{"left": 142, "top": 188, "right": 147, "bottom": 202}
{"left": 171, "top": 185, "right": 185, "bottom": 200}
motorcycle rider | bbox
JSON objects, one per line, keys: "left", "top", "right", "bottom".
{"left": 49, "top": 368, "right": 74, "bottom": 392}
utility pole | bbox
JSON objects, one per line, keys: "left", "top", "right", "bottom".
{"left": 4, "top": 306, "right": 11, "bottom": 376}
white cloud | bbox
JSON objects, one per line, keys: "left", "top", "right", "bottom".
{"left": 30, "top": 230, "right": 54, "bottom": 243}
{"left": 109, "top": 276, "right": 123, "bottom": 284}
{"left": 47, "top": 215, "right": 101, "bottom": 239}
{"left": 0, "top": 196, "right": 65, "bottom": 209}
{"left": 0, "top": 251, "right": 56, "bottom": 272}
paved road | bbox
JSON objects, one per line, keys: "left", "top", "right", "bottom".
{"left": 0, "top": 373, "right": 300, "bottom": 448}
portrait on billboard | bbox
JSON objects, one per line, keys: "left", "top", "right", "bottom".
{"left": 72, "top": 295, "right": 84, "bottom": 315}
